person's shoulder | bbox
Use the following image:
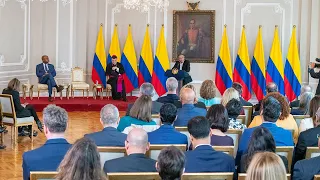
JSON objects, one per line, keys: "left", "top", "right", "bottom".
{"left": 301, "top": 125, "right": 320, "bottom": 136}
{"left": 153, "top": 101, "right": 163, "bottom": 106}
{"left": 216, "top": 150, "right": 234, "bottom": 161}
{"left": 296, "top": 156, "right": 320, "bottom": 168}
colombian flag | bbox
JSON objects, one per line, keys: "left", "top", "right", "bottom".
{"left": 233, "top": 26, "right": 251, "bottom": 101}
{"left": 266, "top": 26, "right": 285, "bottom": 95}
{"left": 107, "top": 25, "right": 121, "bottom": 65}
{"left": 138, "top": 25, "right": 153, "bottom": 86}
{"left": 215, "top": 26, "right": 233, "bottom": 95}
{"left": 92, "top": 25, "right": 107, "bottom": 87}
{"left": 151, "top": 25, "right": 170, "bottom": 96}
{"left": 121, "top": 25, "right": 138, "bottom": 93}
{"left": 251, "top": 26, "right": 266, "bottom": 101}
{"left": 284, "top": 26, "right": 301, "bottom": 101}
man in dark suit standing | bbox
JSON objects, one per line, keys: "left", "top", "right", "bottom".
{"left": 157, "top": 77, "right": 180, "bottom": 104}
{"left": 173, "top": 54, "right": 192, "bottom": 85}
{"left": 126, "top": 83, "right": 163, "bottom": 115}
{"left": 106, "top": 55, "right": 127, "bottom": 101}
{"left": 309, "top": 62, "right": 320, "bottom": 95}
{"left": 148, "top": 103, "right": 188, "bottom": 145}
{"left": 36, "top": 55, "right": 64, "bottom": 102}
{"left": 84, "top": 104, "right": 126, "bottom": 146}
{"left": 184, "top": 116, "right": 235, "bottom": 172}
{"left": 22, "top": 105, "right": 71, "bottom": 180}
{"left": 232, "top": 82, "right": 253, "bottom": 106}
{"left": 104, "top": 128, "right": 156, "bottom": 173}
{"left": 292, "top": 134, "right": 320, "bottom": 180}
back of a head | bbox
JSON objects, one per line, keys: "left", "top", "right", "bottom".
{"left": 221, "top": 88, "right": 240, "bottom": 106}
{"left": 43, "top": 105, "right": 68, "bottom": 133}
{"left": 187, "top": 116, "right": 210, "bottom": 139}
{"left": 308, "top": 96, "right": 320, "bottom": 120}
{"left": 206, "top": 104, "right": 229, "bottom": 132}
{"left": 160, "top": 103, "right": 177, "bottom": 125}
{"left": 299, "top": 92, "right": 314, "bottom": 114}
{"left": 180, "top": 87, "right": 196, "bottom": 105}
{"left": 264, "top": 92, "right": 289, "bottom": 120}
{"left": 140, "top": 82, "right": 155, "bottom": 97}
{"left": 262, "top": 96, "right": 281, "bottom": 123}
{"left": 127, "top": 128, "right": 149, "bottom": 151}
{"left": 301, "top": 85, "right": 312, "bottom": 95}
{"left": 166, "top": 77, "right": 178, "bottom": 92}
{"left": 246, "top": 152, "right": 287, "bottom": 180}
{"left": 157, "top": 146, "right": 185, "bottom": 180}
{"left": 225, "top": 98, "right": 242, "bottom": 119}
{"left": 100, "top": 104, "right": 119, "bottom": 125}
{"left": 7, "top": 78, "right": 20, "bottom": 91}
{"left": 232, "top": 82, "right": 243, "bottom": 95}
{"left": 266, "top": 82, "right": 278, "bottom": 93}
{"left": 56, "top": 138, "right": 105, "bottom": 180}
{"left": 129, "top": 95, "right": 152, "bottom": 122}
{"left": 200, "top": 80, "right": 216, "bottom": 100}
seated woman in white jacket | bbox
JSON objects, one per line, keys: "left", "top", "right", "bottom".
{"left": 299, "top": 96, "right": 320, "bottom": 132}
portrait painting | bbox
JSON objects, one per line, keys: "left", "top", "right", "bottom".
{"left": 173, "top": 10, "right": 215, "bottom": 63}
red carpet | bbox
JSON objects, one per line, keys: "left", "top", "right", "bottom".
{"left": 21, "top": 96, "right": 138, "bottom": 112}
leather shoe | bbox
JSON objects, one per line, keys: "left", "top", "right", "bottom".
{"left": 48, "top": 97, "right": 53, "bottom": 102}
{"left": 36, "top": 121, "right": 43, "bottom": 133}
{"left": 0, "top": 145, "right": 6, "bottom": 149}
{"left": 57, "top": 85, "right": 64, "bottom": 92}
{"left": 29, "top": 130, "right": 38, "bottom": 138}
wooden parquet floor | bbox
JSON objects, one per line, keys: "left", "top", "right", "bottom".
{"left": 0, "top": 111, "right": 126, "bottom": 180}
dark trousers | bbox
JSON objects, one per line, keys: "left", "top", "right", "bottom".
{"left": 107, "top": 78, "right": 126, "bottom": 100}
{"left": 39, "top": 74, "right": 57, "bottom": 97}
{"left": 25, "top": 105, "right": 40, "bottom": 122}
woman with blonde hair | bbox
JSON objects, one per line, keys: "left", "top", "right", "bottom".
{"left": 221, "top": 88, "right": 240, "bottom": 107}
{"left": 198, "top": 80, "right": 220, "bottom": 106}
{"left": 246, "top": 152, "right": 287, "bottom": 180}
{"left": 56, "top": 138, "right": 106, "bottom": 180}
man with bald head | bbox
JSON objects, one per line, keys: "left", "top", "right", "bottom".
{"left": 174, "top": 87, "right": 207, "bottom": 126}
{"left": 103, "top": 128, "right": 157, "bottom": 173}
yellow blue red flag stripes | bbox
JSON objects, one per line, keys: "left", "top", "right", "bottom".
{"left": 107, "top": 25, "right": 121, "bottom": 65}
{"left": 121, "top": 25, "right": 138, "bottom": 93}
{"left": 251, "top": 26, "right": 266, "bottom": 101}
{"left": 284, "top": 26, "right": 301, "bottom": 101}
{"left": 151, "top": 25, "right": 170, "bottom": 96}
{"left": 215, "top": 25, "right": 233, "bottom": 95}
{"left": 266, "top": 26, "right": 285, "bottom": 95}
{"left": 233, "top": 26, "right": 251, "bottom": 100}
{"left": 138, "top": 25, "right": 153, "bottom": 86}
{"left": 92, "top": 25, "right": 107, "bottom": 87}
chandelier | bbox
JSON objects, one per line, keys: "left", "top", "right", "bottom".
{"left": 123, "top": 0, "right": 169, "bottom": 12}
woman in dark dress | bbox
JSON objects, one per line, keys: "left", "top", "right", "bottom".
{"left": 239, "top": 126, "right": 288, "bottom": 173}
{"left": 2, "top": 78, "right": 43, "bottom": 136}
{"left": 206, "top": 104, "right": 234, "bottom": 146}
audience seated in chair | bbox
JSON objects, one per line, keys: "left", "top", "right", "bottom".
{"left": 232, "top": 82, "right": 253, "bottom": 106}
{"left": 293, "top": 128, "right": 320, "bottom": 180}
{"left": 148, "top": 103, "right": 188, "bottom": 145}
{"left": 174, "top": 88, "right": 206, "bottom": 126}
{"left": 291, "top": 92, "right": 314, "bottom": 115}
{"left": 104, "top": 128, "right": 157, "bottom": 173}
{"left": 246, "top": 152, "right": 287, "bottom": 180}
{"left": 156, "top": 77, "right": 180, "bottom": 104}
{"left": 173, "top": 84, "right": 206, "bottom": 109}
{"left": 290, "top": 85, "right": 313, "bottom": 108}
{"left": 184, "top": 116, "right": 235, "bottom": 173}
{"left": 253, "top": 82, "right": 278, "bottom": 117}
{"left": 84, "top": 104, "right": 126, "bottom": 146}
{"left": 292, "top": 107, "right": 320, "bottom": 170}
{"left": 22, "top": 105, "right": 71, "bottom": 180}
{"left": 126, "top": 83, "right": 163, "bottom": 115}
{"left": 56, "top": 138, "right": 106, "bottom": 180}
{"left": 156, "top": 146, "right": 185, "bottom": 180}
{"left": 236, "top": 96, "right": 294, "bottom": 167}
{"left": 249, "top": 92, "right": 299, "bottom": 143}
{"left": 226, "top": 98, "right": 247, "bottom": 130}
{"left": 299, "top": 96, "right": 320, "bottom": 133}
{"left": 198, "top": 80, "right": 220, "bottom": 107}
{"left": 239, "top": 127, "right": 288, "bottom": 173}
{"left": 206, "top": 104, "right": 234, "bottom": 146}
{"left": 118, "top": 95, "right": 157, "bottom": 133}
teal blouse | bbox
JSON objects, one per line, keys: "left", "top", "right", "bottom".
{"left": 117, "top": 116, "right": 157, "bottom": 132}
{"left": 198, "top": 97, "right": 220, "bottom": 107}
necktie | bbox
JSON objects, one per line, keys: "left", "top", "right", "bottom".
{"left": 46, "top": 64, "right": 49, "bottom": 71}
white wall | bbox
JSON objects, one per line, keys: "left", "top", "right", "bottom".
{"left": 0, "top": 0, "right": 318, "bottom": 97}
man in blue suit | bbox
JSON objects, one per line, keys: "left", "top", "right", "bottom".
{"left": 157, "top": 77, "right": 180, "bottom": 104}
{"left": 148, "top": 103, "right": 188, "bottom": 145}
{"left": 236, "top": 96, "right": 294, "bottom": 165}
{"left": 22, "top": 105, "right": 71, "bottom": 180}
{"left": 184, "top": 116, "right": 235, "bottom": 173}
{"left": 85, "top": 104, "right": 126, "bottom": 146}
{"left": 36, "top": 55, "right": 63, "bottom": 102}
{"left": 174, "top": 88, "right": 207, "bottom": 126}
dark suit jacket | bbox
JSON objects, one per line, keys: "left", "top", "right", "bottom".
{"left": 2, "top": 89, "right": 31, "bottom": 118}
{"left": 84, "top": 127, "right": 127, "bottom": 147}
{"left": 36, "top": 63, "right": 56, "bottom": 82}
{"left": 292, "top": 156, "right": 320, "bottom": 180}
{"left": 174, "top": 104, "right": 207, "bottom": 126}
{"left": 22, "top": 139, "right": 71, "bottom": 180}
{"left": 239, "top": 154, "right": 288, "bottom": 173}
{"left": 309, "top": 68, "right": 320, "bottom": 95}
{"left": 173, "top": 100, "right": 206, "bottom": 109}
{"left": 240, "top": 97, "right": 253, "bottom": 106}
{"left": 104, "top": 153, "right": 157, "bottom": 173}
{"left": 292, "top": 125, "right": 320, "bottom": 169}
{"left": 126, "top": 101, "right": 163, "bottom": 115}
{"left": 290, "top": 99, "right": 300, "bottom": 108}
{"left": 106, "top": 62, "right": 125, "bottom": 76}
{"left": 184, "top": 145, "right": 235, "bottom": 173}
{"left": 157, "top": 94, "right": 179, "bottom": 104}
{"left": 173, "top": 60, "right": 190, "bottom": 72}
{"left": 148, "top": 125, "right": 188, "bottom": 145}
